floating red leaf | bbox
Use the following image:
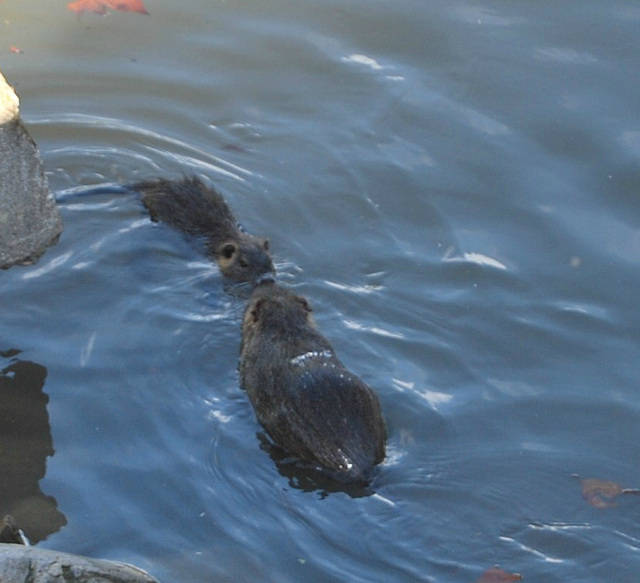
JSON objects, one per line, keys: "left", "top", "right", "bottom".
{"left": 9, "top": 46, "right": 24, "bottom": 54}
{"left": 476, "top": 567, "right": 523, "bottom": 583}
{"left": 68, "top": 0, "right": 107, "bottom": 14}
{"left": 580, "top": 477, "right": 640, "bottom": 508}
{"left": 581, "top": 478, "right": 622, "bottom": 508}
{"left": 67, "top": 0, "right": 149, "bottom": 15}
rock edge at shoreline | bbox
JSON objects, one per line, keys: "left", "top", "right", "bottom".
{"left": 0, "top": 543, "right": 161, "bottom": 583}
{"left": 0, "top": 67, "right": 63, "bottom": 269}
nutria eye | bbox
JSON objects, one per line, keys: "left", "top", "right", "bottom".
{"left": 222, "top": 243, "right": 236, "bottom": 259}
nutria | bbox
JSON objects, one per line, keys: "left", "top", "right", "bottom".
{"left": 240, "top": 282, "right": 386, "bottom": 484}
{"left": 133, "top": 177, "right": 274, "bottom": 284}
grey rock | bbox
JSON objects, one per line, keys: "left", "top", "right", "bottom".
{"left": 0, "top": 544, "right": 160, "bottom": 583}
{"left": 0, "top": 71, "right": 63, "bottom": 269}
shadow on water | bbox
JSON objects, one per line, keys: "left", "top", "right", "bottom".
{"left": 0, "top": 349, "right": 66, "bottom": 543}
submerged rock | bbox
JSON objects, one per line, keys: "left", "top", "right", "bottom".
{"left": 0, "top": 543, "right": 160, "bottom": 583}
{"left": 0, "top": 69, "right": 62, "bottom": 269}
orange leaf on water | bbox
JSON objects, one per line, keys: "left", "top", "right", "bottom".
{"left": 581, "top": 478, "right": 622, "bottom": 508}
{"left": 476, "top": 567, "right": 523, "bottom": 583}
{"left": 108, "top": 0, "right": 148, "bottom": 13}
{"left": 67, "top": 0, "right": 149, "bottom": 15}
{"left": 68, "top": 0, "right": 106, "bottom": 14}
{"left": 580, "top": 477, "right": 640, "bottom": 508}
{"left": 9, "top": 46, "right": 24, "bottom": 54}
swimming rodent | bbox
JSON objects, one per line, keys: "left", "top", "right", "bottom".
{"left": 239, "top": 281, "right": 386, "bottom": 484}
{"left": 132, "top": 177, "right": 275, "bottom": 284}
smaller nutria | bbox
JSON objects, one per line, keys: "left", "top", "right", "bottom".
{"left": 240, "top": 282, "right": 386, "bottom": 484}
{"left": 133, "top": 177, "right": 274, "bottom": 284}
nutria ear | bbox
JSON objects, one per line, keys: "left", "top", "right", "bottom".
{"left": 250, "top": 297, "right": 266, "bottom": 322}
{"left": 221, "top": 242, "right": 237, "bottom": 259}
{"left": 297, "top": 297, "right": 312, "bottom": 313}
{"left": 262, "top": 239, "right": 270, "bottom": 251}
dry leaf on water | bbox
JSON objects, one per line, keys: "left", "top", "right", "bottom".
{"left": 580, "top": 477, "right": 640, "bottom": 508}
{"left": 67, "top": 0, "right": 149, "bottom": 15}
{"left": 476, "top": 567, "right": 523, "bottom": 582}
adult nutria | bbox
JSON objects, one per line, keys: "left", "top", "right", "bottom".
{"left": 133, "top": 177, "right": 274, "bottom": 284}
{"left": 240, "top": 282, "right": 386, "bottom": 484}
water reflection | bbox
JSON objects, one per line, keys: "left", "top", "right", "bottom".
{"left": 0, "top": 349, "right": 66, "bottom": 543}
{"left": 258, "top": 433, "right": 375, "bottom": 499}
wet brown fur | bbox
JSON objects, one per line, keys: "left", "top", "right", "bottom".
{"left": 240, "top": 282, "right": 386, "bottom": 483}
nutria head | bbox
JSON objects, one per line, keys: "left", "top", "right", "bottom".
{"left": 215, "top": 235, "right": 274, "bottom": 284}
{"left": 243, "top": 283, "right": 314, "bottom": 336}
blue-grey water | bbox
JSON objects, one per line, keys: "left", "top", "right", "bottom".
{"left": 2, "top": 0, "right": 640, "bottom": 581}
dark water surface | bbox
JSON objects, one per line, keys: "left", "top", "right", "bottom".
{"left": 2, "top": 0, "right": 640, "bottom": 581}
